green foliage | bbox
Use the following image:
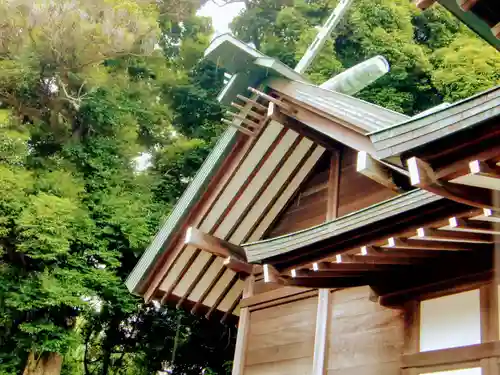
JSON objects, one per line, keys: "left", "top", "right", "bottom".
{"left": 430, "top": 36, "right": 500, "bottom": 102}
{"left": 232, "top": 0, "right": 499, "bottom": 115}
{"left": 0, "top": 1, "right": 233, "bottom": 374}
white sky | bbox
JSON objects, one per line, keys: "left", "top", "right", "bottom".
{"left": 197, "top": 1, "right": 246, "bottom": 36}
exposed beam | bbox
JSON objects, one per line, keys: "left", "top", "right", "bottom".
{"left": 247, "top": 87, "right": 293, "bottom": 112}
{"left": 221, "top": 118, "right": 254, "bottom": 136}
{"left": 356, "top": 151, "right": 403, "bottom": 192}
{"left": 226, "top": 111, "right": 261, "bottom": 129}
{"left": 415, "top": 227, "right": 493, "bottom": 244}
{"left": 414, "top": 0, "right": 436, "bottom": 9}
{"left": 493, "top": 23, "right": 500, "bottom": 39}
{"left": 356, "top": 245, "right": 438, "bottom": 258}
{"left": 281, "top": 275, "right": 370, "bottom": 288}
{"left": 298, "top": 262, "right": 402, "bottom": 274}
{"left": 407, "top": 157, "right": 496, "bottom": 209}
{"left": 185, "top": 227, "right": 247, "bottom": 260}
{"left": 451, "top": 160, "right": 500, "bottom": 191}
{"left": 230, "top": 102, "right": 265, "bottom": 120}
{"left": 344, "top": 254, "right": 419, "bottom": 265}
{"left": 457, "top": 0, "right": 480, "bottom": 11}
{"left": 236, "top": 94, "right": 267, "bottom": 111}
{"left": 263, "top": 264, "right": 283, "bottom": 284}
{"left": 223, "top": 256, "right": 254, "bottom": 275}
{"left": 383, "top": 237, "right": 473, "bottom": 251}
{"left": 471, "top": 209, "right": 500, "bottom": 223}
{"left": 443, "top": 217, "right": 500, "bottom": 236}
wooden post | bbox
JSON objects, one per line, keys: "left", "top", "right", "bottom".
{"left": 480, "top": 283, "right": 499, "bottom": 343}
{"left": 312, "top": 289, "right": 332, "bottom": 375}
{"left": 231, "top": 275, "right": 255, "bottom": 375}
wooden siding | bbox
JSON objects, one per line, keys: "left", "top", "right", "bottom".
{"left": 244, "top": 296, "right": 317, "bottom": 375}
{"left": 265, "top": 147, "right": 397, "bottom": 239}
{"left": 338, "top": 147, "right": 397, "bottom": 217}
{"left": 266, "top": 153, "right": 331, "bottom": 237}
{"left": 326, "top": 286, "right": 405, "bottom": 375}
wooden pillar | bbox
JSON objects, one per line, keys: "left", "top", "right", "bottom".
{"left": 312, "top": 289, "right": 332, "bottom": 375}
{"left": 311, "top": 151, "right": 339, "bottom": 374}
{"left": 480, "top": 283, "right": 499, "bottom": 343}
{"left": 231, "top": 275, "right": 255, "bottom": 375}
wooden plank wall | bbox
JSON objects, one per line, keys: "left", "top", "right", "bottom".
{"left": 244, "top": 296, "right": 318, "bottom": 375}
{"left": 337, "top": 148, "right": 397, "bottom": 217}
{"left": 266, "top": 147, "right": 397, "bottom": 238}
{"left": 327, "top": 286, "right": 405, "bottom": 375}
{"left": 266, "top": 154, "right": 331, "bottom": 237}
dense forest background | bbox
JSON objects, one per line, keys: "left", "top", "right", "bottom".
{"left": 0, "top": 0, "right": 498, "bottom": 374}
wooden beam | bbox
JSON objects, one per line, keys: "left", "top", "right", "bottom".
{"left": 247, "top": 87, "right": 293, "bottom": 112}
{"left": 263, "top": 264, "right": 283, "bottom": 284}
{"left": 312, "top": 289, "right": 331, "bottom": 375}
{"left": 407, "top": 157, "right": 496, "bottom": 209}
{"left": 492, "top": 23, "right": 500, "bottom": 39}
{"left": 415, "top": 0, "right": 436, "bottom": 9}
{"left": 281, "top": 275, "right": 370, "bottom": 288}
{"left": 297, "top": 262, "right": 402, "bottom": 274}
{"left": 443, "top": 217, "right": 500, "bottom": 236}
{"left": 357, "top": 245, "right": 438, "bottom": 258}
{"left": 185, "top": 227, "right": 247, "bottom": 260}
{"left": 223, "top": 256, "right": 254, "bottom": 275}
{"left": 344, "top": 254, "right": 419, "bottom": 265}
{"left": 457, "top": 0, "right": 480, "bottom": 11}
{"left": 356, "top": 151, "right": 402, "bottom": 192}
{"left": 226, "top": 111, "right": 261, "bottom": 129}
{"left": 221, "top": 118, "right": 254, "bottom": 136}
{"left": 415, "top": 227, "right": 493, "bottom": 244}
{"left": 451, "top": 160, "right": 500, "bottom": 191}
{"left": 236, "top": 94, "right": 267, "bottom": 111}
{"left": 402, "top": 341, "right": 500, "bottom": 369}
{"left": 471, "top": 208, "right": 500, "bottom": 223}
{"left": 230, "top": 102, "right": 265, "bottom": 120}
{"left": 383, "top": 237, "right": 474, "bottom": 251}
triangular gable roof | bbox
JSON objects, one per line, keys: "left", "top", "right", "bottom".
{"left": 126, "top": 35, "right": 412, "bottom": 317}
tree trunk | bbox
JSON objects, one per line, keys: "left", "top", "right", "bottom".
{"left": 23, "top": 352, "right": 63, "bottom": 375}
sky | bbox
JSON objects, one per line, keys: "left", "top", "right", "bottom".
{"left": 197, "top": 1, "right": 246, "bottom": 36}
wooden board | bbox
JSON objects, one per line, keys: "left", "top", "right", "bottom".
{"left": 244, "top": 296, "right": 317, "bottom": 374}
{"left": 327, "top": 286, "right": 405, "bottom": 375}
{"left": 338, "top": 147, "right": 397, "bottom": 217}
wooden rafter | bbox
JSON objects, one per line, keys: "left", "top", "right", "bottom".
{"left": 223, "top": 256, "right": 254, "bottom": 275}
{"left": 230, "top": 102, "right": 265, "bottom": 120}
{"left": 226, "top": 111, "right": 261, "bottom": 129}
{"left": 415, "top": 227, "right": 493, "bottom": 244}
{"left": 356, "top": 246, "right": 438, "bottom": 258}
{"left": 356, "top": 151, "right": 404, "bottom": 192}
{"left": 185, "top": 227, "right": 247, "bottom": 260}
{"left": 451, "top": 160, "right": 500, "bottom": 191}
{"left": 407, "top": 156, "right": 496, "bottom": 209}
{"left": 471, "top": 208, "right": 500, "bottom": 223}
{"left": 443, "top": 217, "right": 500, "bottom": 236}
{"left": 281, "top": 275, "right": 370, "bottom": 288}
{"left": 236, "top": 94, "right": 267, "bottom": 111}
{"left": 247, "top": 87, "right": 293, "bottom": 112}
{"left": 383, "top": 237, "right": 473, "bottom": 251}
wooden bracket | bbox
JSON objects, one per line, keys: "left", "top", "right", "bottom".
{"left": 357, "top": 151, "right": 405, "bottom": 192}
{"left": 407, "top": 157, "right": 496, "bottom": 209}
{"left": 185, "top": 227, "right": 247, "bottom": 260}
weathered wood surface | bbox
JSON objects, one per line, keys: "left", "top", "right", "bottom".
{"left": 326, "top": 286, "right": 405, "bottom": 375}
{"left": 244, "top": 296, "right": 317, "bottom": 374}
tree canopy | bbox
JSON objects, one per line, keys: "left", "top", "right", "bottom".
{"left": 0, "top": 0, "right": 498, "bottom": 374}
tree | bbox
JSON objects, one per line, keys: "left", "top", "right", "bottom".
{"left": 0, "top": 1, "right": 234, "bottom": 374}
{"left": 231, "top": 0, "right": 499, "bottom": 114}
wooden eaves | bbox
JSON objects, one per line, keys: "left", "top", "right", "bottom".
{"left": 369, "top": 85, "right": 500, "bottom": 211}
